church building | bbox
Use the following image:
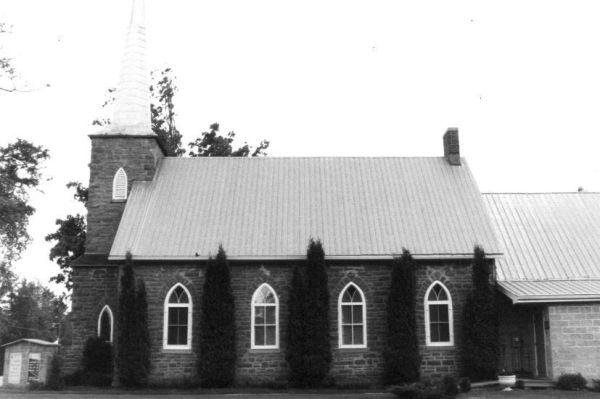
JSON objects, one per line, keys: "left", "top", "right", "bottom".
{"left": 64, "top": 0, "right": 600, "bottom": 386}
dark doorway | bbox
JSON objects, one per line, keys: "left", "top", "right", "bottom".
{"left": 533, "top": 311, "right": 547, "bottom": 377}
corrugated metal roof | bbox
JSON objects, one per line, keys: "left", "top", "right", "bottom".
{"left": 1, "top": 338, "right": 59, "bottom": 348}
{"left": 484, "top": 193, "right": 600, "bottom": 302}
{"left": 498, "top": 280, "right": 600, "bottom": 303}
{"left": 110, "top": 157, "right": 500, "bottom": 260}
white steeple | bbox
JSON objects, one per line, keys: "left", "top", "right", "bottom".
{"left": 108, "top": 0, "right": 154, "bottom": 135}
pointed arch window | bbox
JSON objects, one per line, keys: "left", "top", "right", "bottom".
{"left": 97, "top": 305, "right": 113, "bottom": 343}
{"left": 163, "top": 284, "right": 192, "bottom": 350}
{"left": 338, "top": 282, "right": 367, "bottom": 348}
{"left": 251, "top": 283, "right": 279, "bottom": 349}
{"left": 112, "top": 167, "right": 127, "bottom": 200}
{"left": 424, "top": 281, "right": 454, "bottom": 346}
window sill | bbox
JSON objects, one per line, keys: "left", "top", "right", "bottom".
{"left": 425, "top": 344, "right": 455, "bottom": 351}
{"left": 111, "top": 199, "right": 127, "bottom": 203}
{"left": 336, "top": 346, "right": 368, "bottom": 352}
{"left": 162, "top": 348, "right": 193, "bottom": 354}
{"left": 250, "top": 348, "right": 280, "bottom": 354}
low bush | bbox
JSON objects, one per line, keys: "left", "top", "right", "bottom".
{"left": 556, "top": 373, "right": 587, "bottom": 391}
{"left": 390, "top": 383, "right": 422, "bottom": 399}
{"left": 442, "top": 375, "right": 458, "bottom": 396}
{"left": 63, "top": 369, "right": 85, "bottom": 386}
{"left": 390, "top": 376, "right": 458, "bottom": 399}
{"left": 514, "top": 379, "right": 525, "bottom": 390}
{"left": 63, "top": 369, "right": 113, "bottom": 387}
{"left": 458, "top": 377, "right": 471, "bottom": 393}
{"left": 592, "top": 379, "right": 600, "bottom": 392}
{"left": 44, "top": 354, "right": 64, "bottom": 390}
{"left": 83, "top": 336, "right": 113, "bottom": 374}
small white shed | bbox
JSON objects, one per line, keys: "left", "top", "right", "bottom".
{"left": 1, "top": 339, "right": 59, "bottom": 387}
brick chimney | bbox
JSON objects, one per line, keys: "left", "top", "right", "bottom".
{"left": 443, "top": 127, "right": 460, "bottom": 165}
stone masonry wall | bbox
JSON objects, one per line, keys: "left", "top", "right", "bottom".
{"left": 548, "top": 303, "right": 600, "bottom": 380}
{"left": 86, "top": 136, "right": 164, "bottom": 254}
{"left": 67, "top": 259, "right": 476, "bottom": 385}
{"left": 62, "top": 266, "right": 119, "bottom": 374}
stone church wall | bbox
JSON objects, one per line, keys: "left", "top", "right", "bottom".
{"left": 65, "top": 259, "right": 475, "bottom": 386}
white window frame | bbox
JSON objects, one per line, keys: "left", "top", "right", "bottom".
{"left": 97, "top": 305, "right": 114, "bottom": 343}
{"left": 424, "top": 281, "right": 454, "bottom": 346}
{"left": 338, "top": 282, "right": 367, "bottom": 349}
{"left": 112, "top": 167, "right": 128, "bottom": 200}
{"left": 251, "top": 283, "right": 279, "bottom": 349}
{"left": 163, "top": 283, "right": 193, "bottom": 350}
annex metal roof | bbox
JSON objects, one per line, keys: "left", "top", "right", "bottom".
{"left": 110, "top": 157, "right": 501, "bottom": 260}
{"left": 483, "top": 193, "right": 600, "bottom": 303}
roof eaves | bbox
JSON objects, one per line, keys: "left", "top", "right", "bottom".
{"left": 108, "top": 252, "right": 503, "bottom": 261}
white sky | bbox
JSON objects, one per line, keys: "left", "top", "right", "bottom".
{"left": 1, "top": 0, "right": 600, "bottom": 293}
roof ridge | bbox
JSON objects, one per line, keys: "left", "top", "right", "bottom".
{"left": 161, "top": 156, "right": 453, "bottom": 160}
{"left": 501, "top": 278, "right": 600, "bottom": 282}
{"left": 482, "top": 192, "right": 600, "bottom": 195}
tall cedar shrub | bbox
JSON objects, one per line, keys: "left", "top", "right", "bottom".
{"left": 384, "top": 249, "right": 420, "bottom": 384}
{"left": 135, "top": 279, "right": 150, "bottom": 384}
{"left": 286, "top": 264, "right": 308, "bottom": 386}
{"left": 461, "top": 246, "right": 499, "bottom": 381}
{"left": 117, "top": 253, "right": 142, "bottom": 387}
{"left": 83, "top": 336, "right": 113, "bottom": 374}
{"left": 198, "top": 245, "right": 236, "bottom": 387}
{"left": 303, "top": 238, "right": 331, "bottom": 386}
{"left": 45, "top": 354, "right": 64, "bottom": 390}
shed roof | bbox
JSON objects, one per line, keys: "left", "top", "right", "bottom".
{"left": 1, "top": 338, "right": 59, "bottom": 348}
{"left": 110, "top": 157, "right": 500, "bottom": 260}
{"left": 483, "top": 193, "right": 600, "bottom": 303}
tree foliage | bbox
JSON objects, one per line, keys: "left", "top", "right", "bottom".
{"left": 189, "top": 123, "right": 269, "bottom": 157}
{"left": 286, "top": 264, "right": 309, "bottom": 386}
{"left": 150, "top": 68, "right": 184, "bottom": 156}
{"left": 135, "top": 279, "right": 150, "bottom": 380}
{"left": 384, "top": 249, "right": 420, "bottom": 385}
{"left": 83, "top": 336, "right": 113, "bottom": 375}
{"left": 302, "top": 238, "right": 331, "bottom": 386}
{"left": 45, "top": 354, "right": 65, "bottom": 390}
{"left": 0, "top": 22, "right": 49, "bottom": 93}
{"left": 198, "top": 245, "right": 236, "bottom": 387}
{"left": 0, "top": 279, "right": 66, "bottom": 375}
{"left": 0, "top": 139, "right": 49, "bottom": 264}
{"left": 116, "top": 254, "right": 144, "bottom": 386}
{"left": 0, "top": 279, "right": 66, "bottom": 344}
{"left": 0, "top": 23, "right": 17, "bottom": 92}
{"left": 45, "top": 182, "right": 87, "bottom": 290}
{"left": 462, "top": 246, "right": 499, "bottom": 381}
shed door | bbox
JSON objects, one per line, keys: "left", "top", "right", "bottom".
{"left": 533, "top": 311, "right": 547, "bottom": 377}
{"left": 7, "top": 353, "right": 22, "bottom": 384}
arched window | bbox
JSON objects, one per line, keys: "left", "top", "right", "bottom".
{"left": 97, "top": 305, "right": 113, "bottom": 343}
{"left": 251, "top": 283, "right": 279, "bottom": 349}
{"left": 424, "top": 281, "right": 454, "bottom": 346}
{"left": 338, "top": 282, "right": 367, "bottom": 348}
{"left": 112, "top": 167, "right": 127, "bottom": 200}
{"left": 163, "top": 283, "right": 192, "bottom": 349}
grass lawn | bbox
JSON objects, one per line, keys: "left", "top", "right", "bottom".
{"left": 462, "top": 387, "right": 600, "bottom": 398}
{"left": 0, "top": 387, "right": 599, "bottom": 399}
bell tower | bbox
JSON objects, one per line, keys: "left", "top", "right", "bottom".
{"left": 86, "top": 0, "right": 165, "bottom": 255}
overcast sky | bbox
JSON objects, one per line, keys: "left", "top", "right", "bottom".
{"left": 1, "top": 0, "right": 600, "bottom": 292}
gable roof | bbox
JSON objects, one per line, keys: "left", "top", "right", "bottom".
{"left": 483, "top": 193, "right": 600, "bottom": 303}
{"left": 109, "top": 157, "right": 500, "bottom": 260}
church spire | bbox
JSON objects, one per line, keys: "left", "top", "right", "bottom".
{"left": 109, "top": 0, "right": 154, "bottom": 135}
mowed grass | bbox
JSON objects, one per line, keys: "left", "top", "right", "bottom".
{"left": 0, "top": 388, "right": 599, "bottom": 399}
